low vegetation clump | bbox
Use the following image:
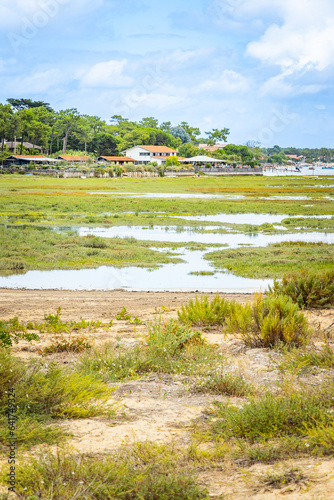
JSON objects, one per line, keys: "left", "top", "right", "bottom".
{"left": 269, "top": 268, "right": 334, "bottom": 308}
{"left": 0, "top": 349, "right": 117, "bottom": 450}
{"left": 40, "top": 334, "right": 92, "bottom": 355}
{"left": 0, "top": 443, "right": 208, "bottom": 499}
{"left": 211, "top": 385, "right": 334, "bottom": 441}
{"left": 277, "top": 344, "right": 334, "bottom": 373}
{"left": 177, "top": 295, "right": 236, "bottom": 327}
{"left": 226, "top": 294, "right": 310, "bottom": 348}
{"left": 194, "top": 370, "right": 253, "bottom": 397}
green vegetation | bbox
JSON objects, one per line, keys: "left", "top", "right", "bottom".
{"left": 205, "top": 242, "right": 334, "bottom": 278}
{"left": 178, "top": 295, "right": 236, "bottom": 327}
{"left": 0, "top": 225, "right": 183, "bottom": 273}
{"left": 0, "top": 349, "right": 117, "bottom": 450}
{"left": 178, "top": 294, "right": 310, "bottom": 348}
{"left": 0, "top": 317, "right": 39, "bottom": 348}
{"left": 194, "top": 370, "right": 253, "bottom": 397}
{"left": 79, "top": 318, "right": 217, "bottom": 382}
{"left": 0, "top": 443, "right": 208, "bottom": 500}
{"left": 269, "top": 268, "right": 334, "bottom": 308}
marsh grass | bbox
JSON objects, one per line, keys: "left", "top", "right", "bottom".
{"left": 205, "top": 242, "right": 334, "bottom": 278}
{"left": 0, "top": 225, "right": 182, "bottom": 273}
{"left": 0, "top": 317, "right": 39, "bottom": 348}
{"left": 0, "top": 443, "right": 208, "bottom": 499}
{"left": 40, "top": 334, "right": 92, "bottom": 355}
{"left": 269, "top": 268, "right": 334, "bottom": 308}
{"left": 79, "top": 319, "right": 220, "bottom": 381}
{"left": 0, "top": 349, "right": 117, "bottom": 451}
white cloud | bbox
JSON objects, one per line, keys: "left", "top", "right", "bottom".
{"left": 198, "top": 70, "right": 250, "bottom": 93}
{"left": 246, "top": 0, "right": 334, "bottom": 72}
{"left": 9, "top": 69, "right": 64, "bottom": 93}
{"left": 81, "top": 60, "right": 133, "bottom": 88}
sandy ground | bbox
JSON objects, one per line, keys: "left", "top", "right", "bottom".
{"left": 1, "top": 289, "right": 334, "bottom": 499}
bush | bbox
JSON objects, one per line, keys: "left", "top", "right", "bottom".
{"left": 269, "top": 268, "right": 334, "bottom": 308}
{"left": 226, "top": 294, "right": 310, "bottom": 348}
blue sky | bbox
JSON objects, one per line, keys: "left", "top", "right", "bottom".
{"left": 0, "top": 0, "right": 333, "bottom": 147}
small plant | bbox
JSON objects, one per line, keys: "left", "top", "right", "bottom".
{"left": 269, "top": 268, "right": 334, "bottom": 308}
{"left": 257, "top": 466, "right": 309, "bottom": 491}
{"left": 131, "top": 316, "right": 143, "bottom": 325}
{"left": 40, "top": 335, "right": 92, "bottom": 355}
{"left": 116, "top": 307, "right": 131, "bottom": 321}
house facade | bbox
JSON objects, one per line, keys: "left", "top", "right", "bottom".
{"left": 121, "top": 145, "right": 177, "bottom": 165}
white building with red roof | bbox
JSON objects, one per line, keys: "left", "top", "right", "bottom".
{"left": 121, "top": 145, "right": 177, "bottom": 165}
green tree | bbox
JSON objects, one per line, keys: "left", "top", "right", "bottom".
{"left": 205, "top": 127, "right": 230, "bottom": 145}
{"left": 179, "top": 122, "right": 200, "bottom": 142}
{"left": 55, "top": 109, "right": 80, "bottom": 154}
{"left": 0, "top": 104, "right": 13, "bottom": 151}
{"left": 7, "top": 98, "right": 53, "bottom": 112}
{"left": 139, "top": 117, "right": 159, "bottom": 128}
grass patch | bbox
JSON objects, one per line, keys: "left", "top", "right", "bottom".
{"left": 205, "top": 242, "right": 334, "bottom": 278}
{"left": 277, "top": 344, "right": 334, "bottom": 373}
{"left": 79, "top": 318, "right": 221, "bottom": 381}
{"left": 0, "top": 443, "right": 208, "bottom": 499}
{"left": 269, "top": 268, "right": 334, "bottom": 308}
{"left": 0, "top": 349, "right": 117, "bottom": 451}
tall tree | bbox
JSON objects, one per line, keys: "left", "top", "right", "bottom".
{"left": 0, "top": 104, "right": 13, "bottom": 151}
{"left": 179, "top": 122, "right": 200, "bottom": 142}
{"left": 7, "top": 98, "right": 53, "bottom": 112}
{"left": 55, "top": 109, "right": 80, "bottom": 153}
{"left": 205, "top": 127, "right": 230, "bottom": 145}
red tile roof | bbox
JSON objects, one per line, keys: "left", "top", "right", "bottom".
{"left": 137, "top": 145, "right": 177, "bottom": 153}
{"left": 57, "top": 155, "right": 91, "bottom": 161}
{"left": 9, "top": 155, "right": 48, "bottom": 159}
{"left": 99, "top": 156, "right": 135, "bottom": 162}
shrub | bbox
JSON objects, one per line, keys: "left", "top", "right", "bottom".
{"left": 40, "top": 335, "right": 92, "bottom": 355}
{"left": 269, "top": 268, "right": 334, "bottom": 308}
{"left": 116, "top": 306, "right": 131, "bottom": 320}
{"left": 226, "top": 294, "right": 310, "bottom": 348}
{"left": 178, "top": 295, "right": 236, "bottom": 327}
{"left": 146, "top": 318, "right": 205, "bottom": 358}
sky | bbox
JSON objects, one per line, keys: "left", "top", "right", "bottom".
{"left": 0, "top": 0, "right": 333, "bottom": 148}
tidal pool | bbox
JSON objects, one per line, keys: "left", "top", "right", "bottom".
{"left": 77, "top": 226, "right": 334, "bottom": 246}
{"left": 0, "top": 250, "right": 273, "bottom": 292}
{"left": 171, "top": 214, "right": 332, "bottom": 225}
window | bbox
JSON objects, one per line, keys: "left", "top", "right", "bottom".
{"left": 139, "top": 152, "right": 150, "bottom": 156}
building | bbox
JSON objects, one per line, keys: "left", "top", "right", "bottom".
{"left": 198, "top": 143, "right": 228, "bottom": 152}
{"left": 55, "top": 155, "right": 92, "bottom": 162}
{"left": 3, "top": 155, "right": 58, "bottom": 166}
{"left": 3, "top": 141, "right": 42, "bottom": 153}
{"left": 121, "top": 145, "right": 177, "bottom": 165}
{"left": 97, "top": 156, "right": 135, "bottom": 165}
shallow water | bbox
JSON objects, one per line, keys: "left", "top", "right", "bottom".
{"left": 264, "top": 166, "right": 334, "bottom": 177}
{"left": 88, "top": 192, "right": 245, "bottom": 199}
{"left": 171, "top": 214, "right": 333, "bottom": 225}
{"left": 0, "top": 249, "right": 273, "bottom": 292}
{"left": 77, "top": 226, "right": 334, "bottom": 246}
